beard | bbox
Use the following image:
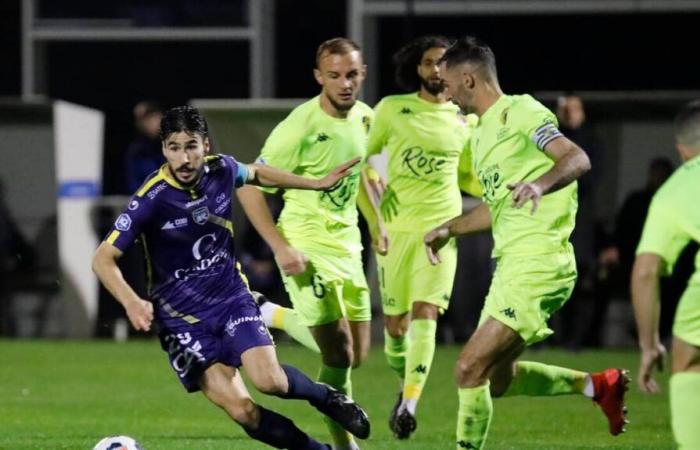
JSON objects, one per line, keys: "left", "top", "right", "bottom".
{"left": 326, "top": 92, "right": 356, "bottom": 113}
{"left": 420, "top": 77, "right": 445, "bottom": 96}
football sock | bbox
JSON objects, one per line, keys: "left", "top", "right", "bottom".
{"left": 260, "top": 302, "right": 321, "bottom": 354}
{"left": 384, "top": 328, "right": 407, "bottom": 382}
{"left": 456, "top": 383, "right": 492, "bottom": 450}
{"left": 401, "top": 319, "right": 436, "bottom": 415}
{"left": 280, "top": 364, "right": 328, "bottom": 405}
{"left": 670, "top": 372, "right": 700, "bottom": 449}
{"left": 502, "top": 361, "right": 588, "bottom": 397}
{"left": 243, "top": 406, "right": 328, "bottom": 450}
{"left": 318, "top": 364, "right": 356, "bottom": 449}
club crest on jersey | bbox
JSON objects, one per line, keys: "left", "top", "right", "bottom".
{"left": 115, "top": 214, "right": 132, "bottom": 231}
{"left": 192, "top": 206, "right": 209, "bottom": 225}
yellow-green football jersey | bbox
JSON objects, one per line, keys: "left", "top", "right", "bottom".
{"left": 637, "top": 156, "right": 700, "bottom": 284}
{"left": 367, "top": 92, "right": 480, "bottom": 233}
{"left": 471, "top": 94, "right": 578, "bottom": 257}
{"left": 256, "top": 96, "right": 374, "bottom": 256}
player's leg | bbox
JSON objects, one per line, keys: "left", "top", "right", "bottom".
{"left": 201, "top": 363, "right": 330, "bottom": 450}
{"left": 486, "top": 251, "right": 629, "bottom": 436}
{"left": 393, "top": 234, "right": 456, "bottom": 438}
{"left": 349, "top": 319, "right": 371, "bottom": 368}
{"left": 669, "top": 285, "right": 700, "bottom": 449}
{"left": 312, "top": 317, "right": 363, "bottom": 449}
{"left": 241, "top": 344, "right": 370, "bottom": 440}
{"left": 253, "top": 291, "right": 321, "bottom": 353}
{"left": 377, "top": 234, "right": 411, "bottom": 384}
{"left": 454, "top": 317, "right": 525, "bottom": 450}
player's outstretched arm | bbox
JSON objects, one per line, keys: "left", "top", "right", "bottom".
{"left": 246, "top": 157, "right": 361, "bottom": 190}
{"left": 507, "top": 137, "right": 591, "bottom": 214}
{"left": 424, "top": 203, "right": 491, "bottom": 265}
{"left": 236, "top": 186, "right": 309, "bottom": 276}
{"left": 92, "top": 242, "right": 154, "bottom": 331}
{"left": 630, "top": 252, "right": 667, "bottom": 394}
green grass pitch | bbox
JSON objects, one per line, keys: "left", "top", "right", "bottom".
{"left": 0, "top": 340, "right": 673, "bottom": 449}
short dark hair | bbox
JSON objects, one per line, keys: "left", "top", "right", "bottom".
{"left": 440, "top": 36, "right": 497, "bottom": 80}
{"left": 316, "top": 37, "right": 361, "bottom": 68}
{"left": 674, "top": 99, "right": 700, "bottom": 147}
{"left": 393, "top": 35, "right": 453, "bottom": 92}
{"left": 159, "top": 105, "right": 209, "bottom": 142}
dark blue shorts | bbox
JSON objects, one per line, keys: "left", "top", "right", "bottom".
{"left": 157, "top": 292, "right": 274, "bottom": 393}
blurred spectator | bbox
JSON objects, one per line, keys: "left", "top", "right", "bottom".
{"left": 552, "top": 95, "right": 604, "bottom": 348}
{"left": 594, "top": 157, "right": 697, "bottom": 344}
{"left": 124, "top": 101, "right": 164, "bottom": 193}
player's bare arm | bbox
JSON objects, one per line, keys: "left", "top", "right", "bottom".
{"left": 236, "top": 186, "right": 309, "bottom": 276}
{"left": 424, "top": 203, "right": 491, "bottom": 265}
{"left": 358, "top": 166, "right": 388, "bottom": 255}
{"left": 508, "top": 136, "right": 591, "bottom": 214}
{"left": 91, "top": 242, "right": 154, "bottom": 331}
{"left": 631, "top": 252, "right": 667, "bottom": 394}
{"left": 246, "top": 156, "right": 361, "bottom": 190}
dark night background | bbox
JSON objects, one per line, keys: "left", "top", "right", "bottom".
{"left": 1, "top": 0, "right": 699, "bottom": 193}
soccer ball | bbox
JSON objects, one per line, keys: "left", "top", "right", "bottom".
{"left": 92, "top": 435, "right": 143, "bottom": 450}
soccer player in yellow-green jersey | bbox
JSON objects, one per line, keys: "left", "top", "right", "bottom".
{"left": 237, "top": 38, "right": 381, "bottom": 450}
{"left": 424, "top": 36, "right": 628, "bottom": 450}
{"left": 364, "top": 35, "right": 481, "bottom": 440}
{"left": 632, "top": 100, "right": 700, "bottom": 450}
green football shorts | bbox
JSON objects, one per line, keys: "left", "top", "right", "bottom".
{"left": 479, "top": 246, "right": 577, "bottom": 345}
{"left": 282, "top": 250, "right": 371, "bottom": 327}
{"left": 377, "top": 230, "right": 457, "bottom": 316}
{"left": 673, "top": 284, "right": 700, "bottom": 347}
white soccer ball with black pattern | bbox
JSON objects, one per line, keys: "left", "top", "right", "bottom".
{"left": 92, "top": 435, "right": 143, "bottom": 450}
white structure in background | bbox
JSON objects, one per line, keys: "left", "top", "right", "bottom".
{"left": 54, "top": 101, "right": 104, "bottom": 332}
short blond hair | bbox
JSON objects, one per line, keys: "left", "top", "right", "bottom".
{"left": 315, "top": 37, "right": 361, "bottom": 68}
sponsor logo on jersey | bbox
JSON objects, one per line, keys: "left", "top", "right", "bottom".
{"left": 192, "top": 206, "right": 209, "bottom": 225}
{"left": 173, "top": 233, "right": 230, "bottom": 281}
{"left": 185, "top": 195, "right": 209, "bottom": 208}
{"left": 115, "top": 214, "right": 132, "bottom": 231}
{"left": 161, "top": 217, "right": 188, "bottom": 230}
{"left": 215, "top": 199, "right": 230, "bottom": 215}
{"left": 128, "top": 200, "right": 139, "bottom": 210}
{"left": 216, "top": 192, "right": 226, "bottom": 204}
{"left": 147, "top": 182, "right": 167, "bottom": 199}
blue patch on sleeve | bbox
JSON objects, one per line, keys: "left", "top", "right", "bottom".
{"left": 235, "top": 163, "right": 249, "bottom": 187}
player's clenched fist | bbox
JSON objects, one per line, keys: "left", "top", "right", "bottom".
{"left": 275, "top": 245, "right": 309, "bottom": 276}
{"left": 124, "top": 298, "right": 154, "bottom": 332}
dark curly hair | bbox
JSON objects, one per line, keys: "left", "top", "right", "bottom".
{"left": 159, "top": 105, "right": 209, "bottom": 142}
{"left": 393, "top": 35, "right": 453, "bottom": 92}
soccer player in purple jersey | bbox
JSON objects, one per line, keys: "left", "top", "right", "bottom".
{"left": 92, "top": 106, "right": 369, "bottom": 450}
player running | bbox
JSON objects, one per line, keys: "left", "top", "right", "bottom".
{"left": 364, "top": 35, "right": 481, "bottom": 439}
{"left": 631, "top": 100, "right": 700, "bottom": 450}
{"left": 237, "top": 38, "right": 382, "bottom": 450}
{"left": 92, "top": 105, "right": 369, "bottom": 450}
{"left": 424, "top": 36, "right": 628, "bottom": 449}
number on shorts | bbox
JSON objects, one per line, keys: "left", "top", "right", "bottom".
{"left": 311, "top": 274, "right": 326, "bottom": 299}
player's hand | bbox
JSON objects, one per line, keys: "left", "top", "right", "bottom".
{"left": 637, "top": 342, "right": 666, "bottom": 394}
{"left": 424, "top": 226, "right": 450, "bottom": 265}
{"left": 370, "top": 222, "right": 389, "bottom": 256}
{"left": 275, "top": 245, "right": 309, "bottom": 276}
{"left": 124, "top": 298, "right": 154, "bottom": 332}
{"left": 507, "top": 181, "right": 544, "bottom": 214}
{"left": 317, "top": 157, "right": 362, "bottom": 190}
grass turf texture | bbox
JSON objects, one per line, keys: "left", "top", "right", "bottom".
{"left": 0, "top": 341, "right": 672, "bottom": 449}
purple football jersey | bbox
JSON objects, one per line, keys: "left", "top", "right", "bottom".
{"left": 105, "top": 154, "right": 250, "bottom": 323}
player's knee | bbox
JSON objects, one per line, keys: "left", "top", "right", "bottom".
{"left": 251, "top": 367, "right": 288, "bottom": 395}
{"left": 384, "top": 317, "right": 408, "bottom": 338}
{"left": 454, "top": 359, "right": 488, "bottom": 388}
{"left": 322, "top": 344, "right": 353, "bottom": 368}
{"left": 229, "top": 398, "right": 260, "bottom": 428}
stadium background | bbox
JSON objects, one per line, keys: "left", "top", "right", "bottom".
{"left": 0, "top": 1, "right": 696, "bottom": 448}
